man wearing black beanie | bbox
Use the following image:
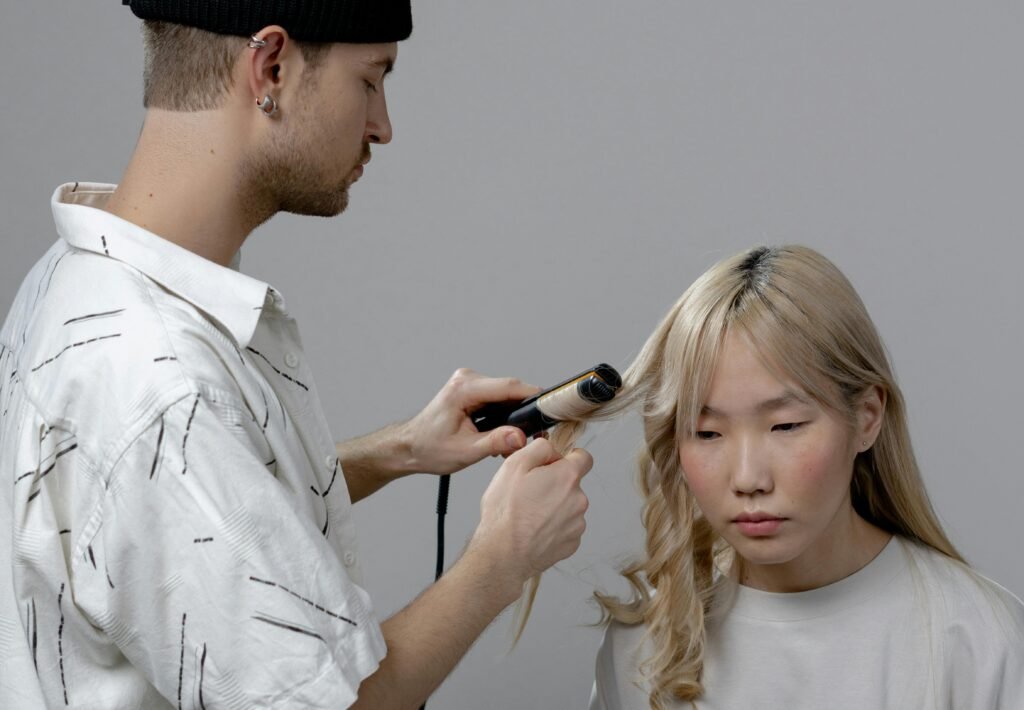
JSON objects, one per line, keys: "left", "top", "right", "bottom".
{"left": 0, "top": 2, "right": 592, "bottom": 708}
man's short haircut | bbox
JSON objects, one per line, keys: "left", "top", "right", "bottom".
{"left": 142, "top": 21, "right": 329, "bottom": 111}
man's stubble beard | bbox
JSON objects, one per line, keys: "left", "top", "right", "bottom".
{"left": 242, "top": 126, "right": 352, "bottom": 220}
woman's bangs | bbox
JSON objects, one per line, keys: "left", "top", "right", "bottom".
{"left": 732, "top": 295, "right": 845, "bottom": 414}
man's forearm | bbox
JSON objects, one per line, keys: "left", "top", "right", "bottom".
{"left": 336, "top": 423, "right": 416, "bottom": 503}
{"left": 350, "top": 544, "right": 523, "bottom": 710}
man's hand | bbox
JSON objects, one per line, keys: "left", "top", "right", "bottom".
{"left": 468, "top": 437, "right": 593, "bottom": 591}
{"left": 349, "top": 437, "right": 593, "bottom": 710}
{"left": 337, "top": 369, "right": 539, "bottom": 503}
{"left": 400, "top": 368, "right": 540, "bottom": 475}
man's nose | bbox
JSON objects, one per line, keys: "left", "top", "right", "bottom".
{"left": 365, "top": 94, "right": 392, "bottom": 145}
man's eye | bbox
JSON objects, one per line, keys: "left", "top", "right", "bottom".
{"left": 772, "top": 422, "right": 805, "bottom": 433}
{"left": 364, "top": 80, "right": 378, "bottom": 93}
{"left": 696, "top": 431, "right": 720, "bottom": 441}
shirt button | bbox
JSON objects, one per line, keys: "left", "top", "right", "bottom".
{"left": 343, "top": 551, "right": 357, "bottom": 567}
{"left": 325, "top": 455, "right": 336, "bottom": 469}
{"left": 284, "top": 352, "right": 299, "bottom": 368}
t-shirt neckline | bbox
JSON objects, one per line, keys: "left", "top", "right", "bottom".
{"left": 725, "top": 536, "right": 908, "bottom": 621}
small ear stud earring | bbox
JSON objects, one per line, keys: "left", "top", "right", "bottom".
{"left": 248, "top": 35, "right": 267, "bottom": 49}
{"left": 257, "top": 95, "right": 278, "bottom": 117}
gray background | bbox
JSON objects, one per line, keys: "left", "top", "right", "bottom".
{"left": 3, "top": 2, "right": 1022, "bottom": 708}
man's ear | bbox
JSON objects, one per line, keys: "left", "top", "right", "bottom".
{"left": 856, "top": 385, "right": 886, "bottom": 451}
{"left": 245, "top": 25, "right": 294, "bottom": 106}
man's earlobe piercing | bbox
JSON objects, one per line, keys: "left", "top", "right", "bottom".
{"left": 248, "top": 35, "right": 267, "bottom": 49}
{"left": 257, "top": 95, "right": 279, "bottom": 117}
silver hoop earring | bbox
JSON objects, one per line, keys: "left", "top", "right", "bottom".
{"left": 248, "top": 35, "right": 267, "bottom": 49}
{"left": 257, "top": 95, "right": 278, "bottom": 117}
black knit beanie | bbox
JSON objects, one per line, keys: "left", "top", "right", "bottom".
{"left": 122, "top": 0, "right": 412, "bottom": 44}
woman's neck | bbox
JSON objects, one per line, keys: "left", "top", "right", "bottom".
{"left": 733, "top": 509, "right": 893, "bottom": 593}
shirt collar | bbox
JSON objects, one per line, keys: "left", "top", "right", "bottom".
{"left": 51, "top": 182, "right": 272, "bottom": 349}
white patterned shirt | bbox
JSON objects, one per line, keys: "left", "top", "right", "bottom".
{"left": 0, "top": 182, "right": 386, "bottom": 708}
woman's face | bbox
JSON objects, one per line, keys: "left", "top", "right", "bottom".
{"left": 677, "top": 331, "right": 884, "bottom": 591}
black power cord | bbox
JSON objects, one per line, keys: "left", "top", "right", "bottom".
{"left": 419, "top": 474, "right": 450, "bottom": 710}
{"left": 434, "top": 474, "right": 451, "bottom": 580}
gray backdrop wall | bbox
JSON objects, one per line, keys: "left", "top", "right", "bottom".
{"left": 3, "top": 2, "right": 1022, "bottom": 708}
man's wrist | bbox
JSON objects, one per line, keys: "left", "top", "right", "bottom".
{"left": 367, "top": 420, "right": 419, "bottom": 479}
{"left": 336, "top": 421, "right": 419, "bottom": 503}
{"left": 456, "top": 538, "right": 527, "bottom": 611}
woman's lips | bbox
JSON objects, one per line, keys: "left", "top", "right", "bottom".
{"left": 733, "top": 514, "right": 787, "bottom": 537}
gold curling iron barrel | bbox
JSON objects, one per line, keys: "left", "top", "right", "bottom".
{"left": 471, "top": 364, "right": 622, "bottom": 437}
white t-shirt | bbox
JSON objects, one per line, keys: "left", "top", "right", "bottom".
{"left": 590, "top": 536, "right": 1024, "bottom": 709}
{"left": 0, "top": 183, "right": 386, "bottom": 708}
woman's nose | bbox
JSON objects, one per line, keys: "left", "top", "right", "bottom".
{"left": 729, "top": 438, "right": 773, "bottom": 496}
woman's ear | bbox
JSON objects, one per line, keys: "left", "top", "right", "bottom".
{"left": 856, "top": 385, "right": 886, "bottom": 452}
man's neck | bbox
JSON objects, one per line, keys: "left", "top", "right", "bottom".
{"left": 103, "top": 109, "right": 274, "bottom": 267}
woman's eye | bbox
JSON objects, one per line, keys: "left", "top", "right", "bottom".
{"left": 772, "top": 422, "right": 805, "bottom": 433}
{"left": 696, "top": 431, "right": 720, "bottom": 441}
{"left": 364, "top": 80, "right": 378, "bottom": 93}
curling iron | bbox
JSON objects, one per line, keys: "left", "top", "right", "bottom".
{"left": 421, "top": 364, "right": 621, "bottom": 710}
{"left": 470, "top": 363, "right": 623, "bottom": 436}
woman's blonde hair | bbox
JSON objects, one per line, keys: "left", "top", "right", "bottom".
{"left": 522, "top": 245, "right": 963, "bottom": 707}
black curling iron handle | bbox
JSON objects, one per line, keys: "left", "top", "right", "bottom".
{"left": 471, "top": 398, "right": 536, "bottom": 433}
{"left": 470, "top": 364, "right": 621, "bottom": 436}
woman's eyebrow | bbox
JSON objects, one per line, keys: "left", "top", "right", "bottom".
{"left": 755, "top": 392, "right": 810, "bottom": 413}
{"left": 701, "top": 392, "right": 809, "bottom": 417}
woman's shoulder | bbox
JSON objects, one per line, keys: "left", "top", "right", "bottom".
{"left": 899, "top": 538, "right": 1024, "bottom": 644}
{"left": 598, "top": 618, "right": 651, "bottom": 664}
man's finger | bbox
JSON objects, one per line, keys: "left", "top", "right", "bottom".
{"left": 476, "top": 425, "right": 528, "bottom": 460}
{"left": 562, "top": 448, "right": 594, "bottom": 481}
{"left": 507, "top": 437, "right": 561, "bottom": 470}
{"left": 458, "top": 375, "right": 540, "bottom": 409}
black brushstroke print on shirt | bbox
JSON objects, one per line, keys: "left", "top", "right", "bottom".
{"left": 251, "top": 613, "right": 325, "bottom": 642}
{"left": 322, "top": 459, "right": 340, "bottom": 498}
{"left": 150, "top": 415, "right": 165, "bottom": 480}
{"left": 199, "top": 643, "right": 208, "bottom": 710}
{"left": 259, "top": 388, "right": 269, "bottom": 430}
{"left": 26, "top": 597, "right": 38, "bottom": 672}
{"left": 3, "top": 370, "right": 19, "bottom": 418}
{"left": 181, "top": 395, "right": 200, "bottom": 475}
{"left": 248, "top": 576, "right": 356, "bottom": 627}
{"left": 245, "top": 347, "right": 309, "bottom": 391}
{"left": 15, "top": 437, "right": 77, "bottom": 486}
{"left": 58, "top": 583, "right": 68, "bottom": 705}
{"left": 177, "top": 613, "right": 186, "bottom": 710}
{"left": 41, "top": 250, "right": 73, "bottom": 302}
{"left": 30, "top": 333, "right": 123, "bottom": 373}
{"left": 62, "top": 308, "right": 126, "bottom": 326}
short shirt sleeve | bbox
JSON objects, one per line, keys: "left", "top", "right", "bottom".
{"left": 73, "top": 390, "right": 386, "bottom": 709}
{"left": 945, "top": 579, "right": 1024, "bottom": 709}
{"left": 589, "top": 621, "right": 651, "bottom": 710}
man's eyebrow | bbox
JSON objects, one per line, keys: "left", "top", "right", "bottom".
{"left": 365, "top": 57, "right": 396, "bottom": 76}
{"left": 700, "top": 392, "right": 810, "bottom": 418}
